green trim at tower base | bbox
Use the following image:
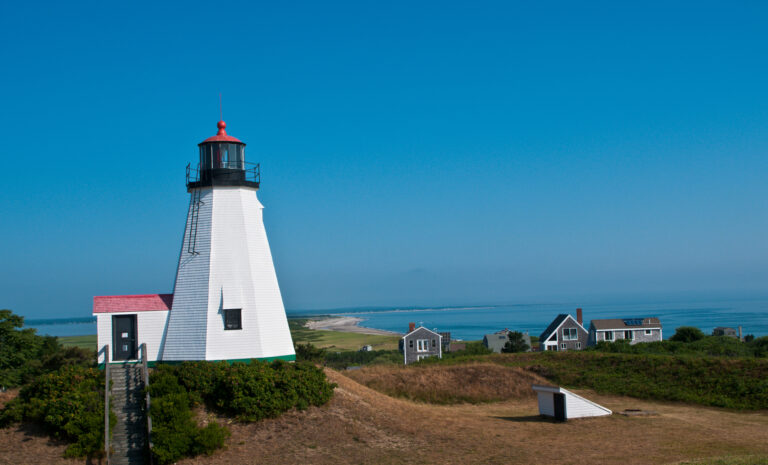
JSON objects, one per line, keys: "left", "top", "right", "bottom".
{"left": 98, "top": 353, "right": 296, "bottom": 370}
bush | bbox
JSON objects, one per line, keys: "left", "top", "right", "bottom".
{"left": 0, "top": 365, "right": 110, "bottom": 458}
{"left": 0, "top": 309, "right": 94, "bottom": 389}
{"left": 588, "top": 335, "right": 764, "bottom": 358}
{"left": 324, "top": 349, "right": 402, "bottom": 369}
{"left": 294, "top": 342, "right": 326, "bottom": 362}
{"left": 148, "top": 359, "right": 335, "bottom": 463}
{"left": 502, "top": 331, "right": 530, "bottom": 353}
{"left": 443, "top": 342, "right": 492, "bottom": 359}
{"left": 511, "top": 351, "right": 768, "bottom": 410}
{"left": 148, "top": 367, "right": 229, "bottom": 464}
{"left": 671, "top": 326, "right": 706, "bottom": 343}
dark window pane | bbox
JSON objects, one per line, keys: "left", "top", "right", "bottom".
{"left": 224, "top": 309, "right": 242, "bottom": 330}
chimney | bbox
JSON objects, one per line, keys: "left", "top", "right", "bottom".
{"left": 739, "top": 326, "right": 743, "bottom": 341}
{"left": 409, "top": 322, "right": 416, "bottom": 333}
{"left": 576, "top": 308, "right": 583, "bottom": 326}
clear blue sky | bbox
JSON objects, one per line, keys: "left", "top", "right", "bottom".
{"left": 1, "top": 1, "right": 767, "bottom": 318}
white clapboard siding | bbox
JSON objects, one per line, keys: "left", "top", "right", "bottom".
{"left": 96, "top": 311, "right": 170, "bottom": 364}
{"left": 164, "top": 185, "right": 294, "bottom": 362}
{"left": 204, "top": 187, "right": 294, "bottom": 360}
{"left": 163, "top": 189, "right": 214, "bottom": 360}
{"left": 532, "top": 384, "right": 612, "bottom": 419}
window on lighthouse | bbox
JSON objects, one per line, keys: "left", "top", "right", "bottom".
{"left": 200, "top": 143, "right": 244, "bottom": 170}
{"left": 224, "top": 309, "right": 242, "bottom": 330}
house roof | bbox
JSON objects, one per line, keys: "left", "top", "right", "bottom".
{"left": 402, "top": 326, "right": 442, "bottom": 339}
{"left": 93, "top": 294, "right": 173, "bottom": 314}
{"left": 590, "top": 317, "right": 661, "bottom": 330}
{"left": 539, "top": 314, "right": 569, "bottom": 342}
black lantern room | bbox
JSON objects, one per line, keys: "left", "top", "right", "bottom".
{"left": 186, "top": 120, "right": 260, "bottom": 190}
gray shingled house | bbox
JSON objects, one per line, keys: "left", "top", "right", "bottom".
{"left": 483, "top": 329, "right": 532, "bottom": 353}
{"left": 539, "top": 309, "right": 589, "bottom": 351}
{"left": 399, "top": 323, "right": 442, "bottom": 364}
{"left": 712, "top": 326, "right": 740, "bottom": 338}
{"left": 587, "top": 317, "right": 662, "bottom": 346}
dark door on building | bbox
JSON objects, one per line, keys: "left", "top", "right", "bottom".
{"left": 112, "top": 315, "right": 137, "bottom": 361}
{"left": 553, "top": 393, "right": 566, "bottom": 421}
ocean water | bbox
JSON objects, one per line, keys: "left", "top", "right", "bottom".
{"left": 26, "top": 298, "right": 768, "bottom": 341}
{"left": 290, "top": 299, "right": 768, "bottom": 341}
{"left": 26, "top": 317, "right": 97, "bottom": 337}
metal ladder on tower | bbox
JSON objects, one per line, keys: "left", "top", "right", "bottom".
{"left": 187, "top": 189, "right": 202, "bottom": 255}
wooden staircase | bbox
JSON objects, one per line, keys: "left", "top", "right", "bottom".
{"left": 109, "top": 363, "right": 147, "bottom": 465}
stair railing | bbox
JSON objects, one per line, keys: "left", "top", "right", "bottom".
{"left": 103, "top": 344, "right": 110, "bottom": 465}
{"left": 140, "top": 343, "right": 154, "bottom": 464}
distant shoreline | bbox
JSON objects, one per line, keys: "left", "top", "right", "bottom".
{"left": 304, "top": 316, "right": 402, "bottom": 336}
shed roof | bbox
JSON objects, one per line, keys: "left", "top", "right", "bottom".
{"left": 93, "top": 294, "right": 173, "bottom": 314}
{"left": 590, "top": 317, "right": 661, "bottom": 330}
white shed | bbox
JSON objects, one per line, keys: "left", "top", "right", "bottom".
{"left": 532, "top": 384, "right": 612, "bottom": 421}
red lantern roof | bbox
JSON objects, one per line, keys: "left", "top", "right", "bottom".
{"left": 199, "top": 120, "right": 243, "bottom": 144}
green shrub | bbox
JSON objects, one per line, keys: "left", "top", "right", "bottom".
{"left": 511, "top": 352, "right": 768, "bottom": 410}
{"left": 295, "top": 342, "right": 327, "bottom": 362}
{"left": 443, "top": 342, "right": 492, "bottom": 359}
{"left": 0, "top": 365, "right": 109, "bottom": 458}
{"left": 324, "top": 349, "right": 402, "bottom": 369}
{"left": 148, "top": 359, "right": 335, "bottom": 463}
{"left": 588, "top": 335, "right": 764, "bottom": 358}
{"left": 0, "top": 309, "right": 95, "bottom": 388}
{"left": 148, "top": 367, "right": 229, "bottom": 464}
{"left": 671, "top": 326, "right": 706, "bottom": 343}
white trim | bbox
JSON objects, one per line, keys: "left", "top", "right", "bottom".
{"left": 402, "top": 326, "right": 442, "bottom": 339}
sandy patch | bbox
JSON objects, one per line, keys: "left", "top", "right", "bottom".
{"left": 305, "top": 316, "right": 401, "bottom": 336}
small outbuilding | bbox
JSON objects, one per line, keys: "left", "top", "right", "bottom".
{"left": 532, "top": 384, "right": 612, "bottom": 421}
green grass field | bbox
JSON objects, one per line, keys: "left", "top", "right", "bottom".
{"left": 58, "top": 334, "right": 97, "bottom": 351}
{"left": 289, "top": 318, "right": 400, "bottom": 351}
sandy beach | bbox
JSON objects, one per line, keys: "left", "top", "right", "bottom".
{"left": 305, "top": 316, "right": 401, "bottom": 336}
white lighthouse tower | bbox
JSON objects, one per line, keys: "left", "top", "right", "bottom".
{"left": 160, "top": 120, "right": 295, "bottom": 362}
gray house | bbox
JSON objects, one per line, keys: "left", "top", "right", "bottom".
{"left": 399, "top": 323, "right": 442, "bottom": 364}
{"left": 588, "top": 317, "right": 662, "bottom": 346}
{"left": 483, "top": 329, "right": 532, "bottom": 353}
{"left": 712, "top": 326, "right": 740, "bottom": 339}
{"left": 539, "top": 310, "right": 589, "bottom": 351}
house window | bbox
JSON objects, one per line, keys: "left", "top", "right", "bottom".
{"left": 409, "top": 340, "right": 413, "bottom": 348}
{"left": 576, "top": 342, "right": 581, "bottom": 349}
{"left": 560, "top": 343, "right": 566, "bottom": 350}
{"left": 625, "top": 330, "right": 634, "bottom": 340}
{"left": 645, "top": 329, "right": 652, "bottom": 335}
{"left": 604, "top": 331, "right": 614, "bottom": 341}
{"left": 417, "top": 339, "right": 430, "bottom": 352}
{"left": 224, "top": 309, "right": 242, "bottom": 330}
{"left": 432, "top": 339, "right": 436, "bottom": 347}
{"left": 562, "top": 328, "right": 578, "bottom": 341}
